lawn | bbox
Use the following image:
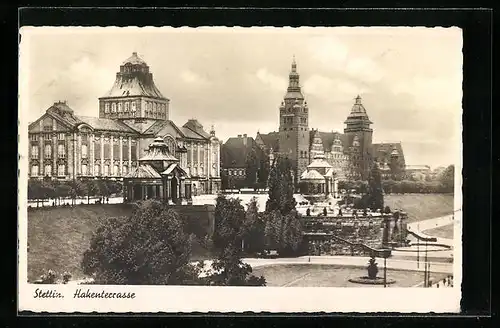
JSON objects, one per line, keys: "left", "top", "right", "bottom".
{"left": 384, "top": 194, "right": 454, "bottom": 223}
{"left": 423, "top": 224, "right": 454, "bottom": 239}
{"left": 27, "top": 204, "right": 212, "bottom": 282}
{"left": 252, "top": 264, "right": 448, "bottom": 287}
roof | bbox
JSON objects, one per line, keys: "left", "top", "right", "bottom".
{"left": 161, "top": 163, "right": 189, "bottom": 177}
{"left": 139, "top": 137, "right": 179, "bottom": 162}
{"left": 221, "top": 136, "right": 259, "bottom": 168}
{"left": 125, "top": 164, "right": 162, "bottom": 179}
{"left": 183, "top": 119, "right": 211, "bottom": 139}
{"left": 75, "top": 116, "right": 138, "bottom": 133}
{"left": 307, "top": 155, "right": 333, "bottom": 169}
{"left": 102, "top": 74, "right": 165, "bottom": 98}
{"left": 345, "top": 95, "right": 372, "bottom": 123}
{"left": 181, "top": 126, "right": 206, "bottom": 140}
{"left": 300, "top": 169, "right": 325, "bottom": 181}
{"left": 256, "top": 132, "right": 280, "bottom": 151}
{"left": 122, "top": 52, "right": 147, "bottom": 66}
{"left": 373, "top": 142, "right": 405, "bottom": 164}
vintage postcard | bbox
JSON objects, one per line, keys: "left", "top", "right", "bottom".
{"left": 18, "top": 26, "right": 463, "bottom": 313}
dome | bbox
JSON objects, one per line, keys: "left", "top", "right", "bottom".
{"left": 301, "top": 169, "right": 325, "bottom": 181}
{"left": 122, "top": 52, "right": 147, "bottom": 66}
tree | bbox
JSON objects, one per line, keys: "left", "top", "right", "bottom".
{"left": 209, "top": 195, "right": 266, "bottom": 286}
{"left": 244, "top": 147, "right": 259, "bottom": 189}
{"left": 367, "top": 163, "right": 384, "bottom": 211}
{"left": 257, "top": 154, "right": 270, "bottom": 189}
{"left": 439, "top": 165, "right": 455, "bottom": 193}
{"left": 242, "top": 197, "right": 265, "bottom": 254}
{"left": 81, "top": 200, "right": 198, "bottom": 285}
{"left": 55, "top": 183, "right": 72, "bottom": 205}
{"left": 28, "top": 179, "right": 43, "bottom": 207}
{"left": 86, "top": 180, "right": 101, "bottom": 204}
{"left": 266, "top": 156, "right": 296, "bottom": 215}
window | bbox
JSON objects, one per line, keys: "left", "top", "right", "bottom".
{"left": 118, "top": 102, "right": 123, "bottom": 112}
{"left": 131, "top": 101, "right": 137, "bottom": 112}
{"left": 122, "top": 144, "right": 129, "bottom": 160}
{"left": 114, "top": 165, "right": 119, "bottom": 176}
{"left": 104, "top": 165, "right": 110, "bottom": 176}
{"left": 58, "top": 144, "right": 65, "bottom": 158}
{"left": 44, "top": 134, "right": 51, "bottom": 140}
{"left": 57, "top": 164, "right": 65, "bottom": 176}
{"left": 58, "top": 133, "right": 65, "bottom": 141}
{"left": 94, "top": 143, "right": 101, "bottom": 159}
{"left": 31, "top": 145, "right": 39, "bottom": 159}
{"left": 105, "top": 103, "right": 110, "bottom": 113}
{"left": 44, "top": 144, "right": 52, "bottom": 159}
{"left": 94, "top": 164, "right": 101, "bottom": 175}
{"left": 43, "top": 125, "right": 52, "bottom": 132}
{"left": 31, "top": 165, "right": 39, "bottom": 176}
{"left": 82, "top": 164, "right": 88, "bottom": 176}
{"left": 29, "top": 134, "right": 38, "bottom": 141}
{"left": 123, "top": 166, "right": 128, "bottom": 175}
{"left": 81, "top": 144, "right": 88, "bottom": 158}
{"left": 44, "top": 164, "right": 52, "bottom": 176}
{"left": 111, "top": 103, "right": 116, "bottom": 113}
{"left": 131, "top": 144, "right": 137, "bottom": 161}
{"left": 104, "top": 143, "right": 110, "bottom": 159}
{"left": 125, "top": 102, "right": 130, "bottom": 112}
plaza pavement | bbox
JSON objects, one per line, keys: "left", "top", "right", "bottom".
{"left": 406, "top": 214, "right": 455, "bottom": 247}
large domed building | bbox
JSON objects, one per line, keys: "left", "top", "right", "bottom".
{"left": 28, "top": 52, "right": 221, "bottom": 196}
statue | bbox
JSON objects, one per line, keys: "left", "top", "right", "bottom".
{"left": 367, "top": 255, "right": 379, "bottom": 279}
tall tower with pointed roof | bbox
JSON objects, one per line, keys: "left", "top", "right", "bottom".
{"left": 344, "top": 95, "right": 373, "bottom": 179}
{"left": 98, "top": 52, "right": 170, "bottom": 133}
{"left": 278, "top": 56, "right": 310, "bottom": 187}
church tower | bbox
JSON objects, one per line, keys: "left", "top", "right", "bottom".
{"left": 98, "top": 52, "right": 170, "bottom": 133}
{"left": 278, "top": 56, "right": 310, "bottom": 186}
{"left": 344, "top": 95, "right": 373, "bottom": 180}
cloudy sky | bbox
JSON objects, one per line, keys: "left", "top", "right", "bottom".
{"left": 20, "top": 27, "right": 462, "bottom": 168}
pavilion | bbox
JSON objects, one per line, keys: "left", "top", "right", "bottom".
{"left": 123, "top": 137, "right": 191, "bottom": 204}
{"left": 299, "top": 153, "right": 338, "bottom": 199}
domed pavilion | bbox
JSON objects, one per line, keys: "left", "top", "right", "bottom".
{"left": 299, "top": 152, "right": 338, "bottom": 200}
{"left": 123, "top": 137, "right": 191, "bottom": 204}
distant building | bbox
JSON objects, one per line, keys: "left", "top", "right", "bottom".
{"left": 256, "top": 57, "right": 407, "bottom": 185}
{"left": 28, "top": 52, "right": 221, "bottom": 195}
{"left": 405, "top": 165, "right": 432, "bottom": 181}
{"left": 221, "top": 134, "right": 267, "bottom": 188}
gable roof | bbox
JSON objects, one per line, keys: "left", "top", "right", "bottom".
{"left": 312, "top": 130, "right": 346, "bottom": 152}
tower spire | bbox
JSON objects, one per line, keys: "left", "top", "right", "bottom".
{"left": 291, "top": 54, "right": 297, "bottom": 72}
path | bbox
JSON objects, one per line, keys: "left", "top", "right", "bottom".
{"left": 406, "top": 214, "right": 455, "bottom": 247}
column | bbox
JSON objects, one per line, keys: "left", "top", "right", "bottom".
{"left": 128, "top": 137, "right": 132, "bottom": 169}
{"left": 73, "top": 132, "right": 77, "bottom": 179}
{"left": 166, "top": 177, "right": 171, "bottom": 203}
{"left": 52, "top": 134, "right": 57, "bottom": 176}
{"left": 190, "top": 142, "right": 194, "bottom": 174}
{"left": 119, "top": 136, "right": 123, "bottom": 176}
{"left": 152, "top": 184, "right": 157, "bottom": 199}
{"left": 110, "top": 136, "right": 114, "bottom": 176}
{"left": 90, "top": 134, "right": 95, "bottom": 176}
{"left": 77, "top": 134, "right": 82, "bottom": 175}
{"left": 100, "top": 135, "right": 104, "bottom": 176}
{"left": 197, "top": 142, "right": 201, "bottom": 176}
{"left": 39, "top": 135, "right": 44, "bottom": 177}
{"left": 130, "top": 184, "right": 135, "bottom": 201}
{"left": 159, "top": 183, "right": 164, "bottom": 200}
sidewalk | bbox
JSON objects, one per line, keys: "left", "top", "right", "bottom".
{"left": 407, "top": 214, "right": 455, "bottom": 247}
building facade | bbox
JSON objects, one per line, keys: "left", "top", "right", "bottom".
{"left": 28, "top": 52, "right": 221, "bottom": 195}
{"left": 256, "top": 58, "right": 407, "bottom": 184}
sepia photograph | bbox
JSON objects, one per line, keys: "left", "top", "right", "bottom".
{"left": 18, "top": 26, "right": 462, "bottom": 312}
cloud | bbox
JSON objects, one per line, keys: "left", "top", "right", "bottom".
{"left": 180, "top": 69, "right": 210, "bottom": 85}
{"left": 303, "top": 74, "right": 368, "bottom": 100}
{"left": 308, "top": 36, "right": 349, "bottom": 69}
{"left": 255, "top": 68, "right": 287, "bottom": 92}
{"left": 345, "top": 57, "right": 385, "bottom": 83}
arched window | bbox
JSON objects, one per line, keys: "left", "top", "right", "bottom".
{"left": 58, "top": 164, "right": 65, "bottom": 176}
{"left": 104, "top": 165, "right": 110, "bottom": 176}
{"left": 81, "top": 164, "right": 88, "bottom": 175}
{"left": 123, "top": 166, "right": 128, "bottom": 175}
{"left": 164, "top": 136, "right": 176, "bottom": 157}
{"left": 94, "top": 164, "right": 101, "bottom": 176}
{"left": 114, "top": 165, "right": 119, "bottom": 176}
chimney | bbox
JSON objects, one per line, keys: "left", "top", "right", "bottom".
{"left": 237, "top": 134, "right": 242, "bottom": 138}
{"left": 243, "top": 134, "right": 247, "bottom": 138}
{"left": 243, "top": 134, "right": 247, "bottom": 147}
